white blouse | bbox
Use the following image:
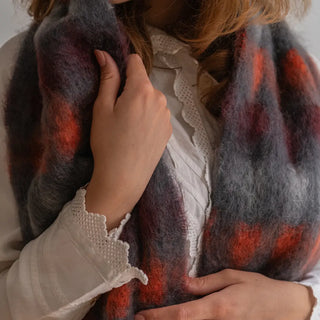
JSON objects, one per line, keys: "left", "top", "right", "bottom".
{"left": 0, "top": 24, "right": 319, "bottom": 320}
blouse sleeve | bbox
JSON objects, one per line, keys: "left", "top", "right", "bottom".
{"left": 0, "top": 32, "right": 147, "bottom": 320}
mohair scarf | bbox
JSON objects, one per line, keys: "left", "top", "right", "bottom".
{"left": 3, "top": 0, "right": 320, "bottom": 318}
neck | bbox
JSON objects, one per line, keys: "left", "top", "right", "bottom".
{"left": 145, "top": 0, "right": 184, "bottom": 29}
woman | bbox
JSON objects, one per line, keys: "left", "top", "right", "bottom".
{"left": 0, "top": 0, "right": 320, "bottom": 319}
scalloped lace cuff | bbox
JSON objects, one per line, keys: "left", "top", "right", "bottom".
{"left": 61, "top": 185, "right": 148, "bottom": 286}
{"left": 75, "top": 183, "right": 131, "bottom": 241}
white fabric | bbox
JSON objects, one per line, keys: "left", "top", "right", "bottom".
{"left": 0, "top": 24, "right": 319, "bottom": 320}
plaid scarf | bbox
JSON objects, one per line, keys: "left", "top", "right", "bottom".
{"left": 3, "top": 0, "right": 320, "bottom": 318}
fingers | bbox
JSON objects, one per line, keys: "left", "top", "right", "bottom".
{"left": 94, "top": 49, "right": 121, "bottom": 111}
{"left": 186, "top": 269, "right": 246, "bottom": 296}
{"left": 134, "top": 269, "right": 251, "bottom": 319}
{"left": 135, "top": 296, "right": 214, "bottom": 320}
{"left": 125, "top": 54, "right": 150, "bottom": 86}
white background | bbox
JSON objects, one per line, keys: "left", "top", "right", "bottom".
{"left": 0, "top": 0, "right": 320, "bottom": 59}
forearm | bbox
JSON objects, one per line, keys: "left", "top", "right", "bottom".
{"left": 0, "top": 187, "right": 147, "bottom": 320}
{"left": 85, "top": 177, "right": 134, "bottom": 231}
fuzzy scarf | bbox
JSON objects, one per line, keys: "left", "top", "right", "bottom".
{"left": 3, "top": 0, "right": 320, "bottom": 318}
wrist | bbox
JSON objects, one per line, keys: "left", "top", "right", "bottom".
{"left": 85, "top": 178, "right": 132, "bottom": 230}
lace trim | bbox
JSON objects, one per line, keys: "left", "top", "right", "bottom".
{"left": 148, "top": 24, "right": 214, "bottom": 163}
{"left": 147, "top": 24, "right": 191, "bottom": 56}
{"left": 108, "top": 213, "right": 131, "bottom": 240}
{"left": 148, "top": 25, "right": 225, "bottom": 277}
{"left": 149, "top": 26, "right": 216, "bottom": 273}
{"left": 173, "top": 61, "right": 212, "bottom": 269}
{"left": 61, "top": 187, "right": 148, "bottom": 286}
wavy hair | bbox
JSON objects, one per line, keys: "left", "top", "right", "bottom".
{"left": 23, "top": 0, "right": 311, "bottom": 116}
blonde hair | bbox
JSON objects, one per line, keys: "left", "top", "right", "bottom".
{"left": 23, "top": 0, "right": 311, "bottom": 116}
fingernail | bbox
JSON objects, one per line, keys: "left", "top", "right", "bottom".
{"left": 94, "top": 49, "right": 106, "bottom": 67}
{"left": 135, "top": 314, "right": 145, "bottom": 320}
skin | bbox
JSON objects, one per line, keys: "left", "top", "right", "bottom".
{"left": 85, "top": 0, "right": 317, "bottom": 319}
{"left": 135, "top": 269, "right": 316, "bottom": 320}
{"left": 86, "top": 50, "right": 171, "bottom": 230}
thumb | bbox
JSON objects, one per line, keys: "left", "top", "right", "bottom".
{"left": 94, "top": 49, "right": 121, "bottom": 111}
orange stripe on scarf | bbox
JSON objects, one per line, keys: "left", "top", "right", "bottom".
{"left": 271, "top": 224, "right": 304, "bottom": 261}
{"left": 301, "top": 229, "right": 320, "bottom": 274}
{"left": 139, "top": 256, "right": 166, "bottom": 306}
{"left": 106, "top": 284, "right": 131, "bottom": 319}
{"left": 230, "top": 222, "right": 262, "bottom": 268}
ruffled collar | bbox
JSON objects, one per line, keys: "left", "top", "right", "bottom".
{"left": 146, "top": 24, "right": 191, "bottom": 56}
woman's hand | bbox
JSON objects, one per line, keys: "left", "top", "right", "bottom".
{"left": 85, "top": 50, "right": 172, "bottom": 230}
{"left": 135, "top": 269, "right": 316, "bottom": 320}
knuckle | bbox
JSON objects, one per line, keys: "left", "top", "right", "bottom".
{"left": 159, "top": 95, "right": 167, "bottom": 107}
{"left": 216, "top": 304, "right": 228, "bottom": 319}
{"left": 128, "top": 54, "right": 144, "bottom": 70}
{"left": 224, "top": 268, "right": 245, "bottom": 282}
{"left": 129, "top": 53, "right": 142, "bottom": 62}
{"left": 176, "top": 306, "right": 188, "bottom": 320}
{"left": 139, "top": 82, "right": 154, "bottom": 95}
{"left": 100, "top": 70, "right": 114, "bottom": 82}
{"left": 93, "top": 98, "right": 109, "bottom": 113}
{"left": 221, "top": 268, "right": 234, "bottom": 278}
{"left": 127, "top": 53, "right": 138, "bottom": 65}
{"left": 155, "top": 90, "right": 167, "bottom": 106}
{"left": 250, "top": 271, "right": 265, "bottom": 283}
{"left": 140, "top": 312, "right": 157, "bottom": 320}
{"left": 194, "top": 276, "right": 206, "bottom": 290}
{"left": 93, "top": 99, "right": 104, "bottom": 113}
{"left": 213, "top": 296, "right": 229, "bottom": 319}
